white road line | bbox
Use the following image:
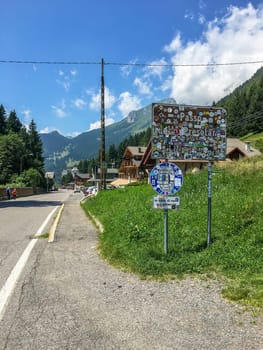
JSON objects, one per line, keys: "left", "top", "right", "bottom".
{"left": 0, "top": 206, "right": 59, "bottom": 321}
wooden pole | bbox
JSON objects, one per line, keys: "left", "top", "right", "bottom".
{"left": 100, "top": 58, "right": 106, "bottom": 190}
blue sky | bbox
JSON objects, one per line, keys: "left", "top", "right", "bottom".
{"left": 1, "top": 0, "right": 263, "bottom": 136}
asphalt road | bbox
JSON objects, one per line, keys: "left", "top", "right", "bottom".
{"left": 0, "top": 191, "right": 262, "bottom": 350}
{"left": 0, "top": 191, "right": 70, "bottom": 304}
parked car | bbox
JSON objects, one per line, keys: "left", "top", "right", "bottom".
{"left": 82, "top": 186, "right": 98, "bottom": 197}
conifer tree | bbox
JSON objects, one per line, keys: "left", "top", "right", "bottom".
{"left": 27, "top": 119, "right": 44, "bottom": 172}
{"left": 6, "top": 110, "right": 22, "bottom": 133}
{"left": 0, "top": 104, "right": 7, "bottom": 135}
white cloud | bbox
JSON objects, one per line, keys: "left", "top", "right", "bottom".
{"left": 120, "top": 59, "right": 138, "bottom": 77}
{"left": 198, "top": 14, "right": 206, "bottom": 24}
{"left": 73, "top": 98, "right": 86, "bottom": 109}
{"left": 134, "top": 77, "right": 152, "bottom": 95}
{"left": 132, "top": 58, "right": 169, "bottom": 97}
{"left": 163, "top": 3, "right": 263, "bottom": 105}
{"left": 40, "top": 126, "right": 60, "bottom": 134}
{"left": 164, "top": 34, "right": 182, "bottom": 53}
{"left": 199, "top": 0, "right": 206, "bottom": 10}
{"left": 51, "top": 99, "right": 67, "bottom": 118}
{"left": 184, "top": 10, "right": 194, "bottom": 20}
{"left": 88, "top": 117, "right": 115, "bottom": 131}
{"left": 144, "top": 58, "right": 168, "bottom": 79}
{"left": 118, "top": 92, "right": 141, "bottom": 118}
{"left": 41, "top": 127, "right": 80, "bottom": 137}
{"left": 52, "top": 106, "right": 66, "bottom": 118}
{"left": 89, "top": 86, "right": 116, "bottom": 110}
{"left": 21, "top": 109, "right": 32, "bottom": 120}
{"left": 21, "top": 109, "right": 33, "bottom": 129}
{"left": 160, "top": 75, "right": 173, "bottom": 92}
{"left": 70, "top": 69, "right": 77, "bottom": 76}
{"left": 56, "top": 78, "right": 70, "bottom": 91}
{"left": 67, "top": 131, "right": 81, "bottom": 137}
{"left": 56, "top": 69, "right": 76, "bottom": 91}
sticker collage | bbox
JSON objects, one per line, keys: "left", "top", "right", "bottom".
{"left": 151, "top": 104, "right": 227, "bottom": 161}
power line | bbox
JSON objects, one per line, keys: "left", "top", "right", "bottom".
{"left": 0, "top": 60, "right": 100, "bottom": 65}
{"left": 107, "top": 60, "right": 263, "bottom": 67}
{"left": 227, "top": 111, "right": 263, "bottom": 128}
{"left": 0, "top": 59, "right": 263, "bottom": 67}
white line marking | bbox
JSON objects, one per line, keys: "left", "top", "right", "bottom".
{"left": 0, "top": 206, "right": 59, "bottom": 321}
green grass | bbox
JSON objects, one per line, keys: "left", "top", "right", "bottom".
{"left": 82, "top": 156, "right": 263, "bottom": 309}
{"left": 241, "top": 131, "right": 263, "bottom": 152}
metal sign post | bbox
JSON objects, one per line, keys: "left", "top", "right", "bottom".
{"left": 207, "top": 161, "right": 212, "bottom": 247}
{"left": 150, "top": 162, "right": 183, "bottom": 254}
{"left": 164, "top": 209, "right": 168, "bottom": 254}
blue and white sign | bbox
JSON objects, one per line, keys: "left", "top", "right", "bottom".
{"left": 150, "top": 162, "right": 183, "bottom": 195}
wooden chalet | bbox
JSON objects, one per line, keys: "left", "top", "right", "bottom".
{"left": 118, "top": 146, "right": 147, "bottom": 180}
{"left": 226, "top": 138, "right": 261, "bottom": 160}
{"left": 74, "top": 173, "right": 91, "bottom": 186}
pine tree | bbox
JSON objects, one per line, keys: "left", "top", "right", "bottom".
{"left": 0, "top": 104, "right": 7, "bottom": 135}
{"left": 6, "top": 110, "right": 22, "bottom": 133}
{"left": 27, "top": 119, "right": 44, "bottom": 172}
{"left": 107, "top": 144, "right": 118, "bottom": 164}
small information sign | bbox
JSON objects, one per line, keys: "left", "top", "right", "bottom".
{"left": 102, "top": 161, "right": 108, "bottom": 170}
{"left": 153, "top": 196, "right": 180, "bottom": 210}
{"left": 150, "top": 162, "right": 183, "bottom": 195}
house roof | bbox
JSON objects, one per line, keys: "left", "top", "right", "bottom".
{"left": 126, "top": 146, "right": 147, "bottom": 156}
{"left": 226, "top": 138, "right": 261, "bottom": 157}
{"left": 98, "top": 168, "right": 119, "bottom": 174}
{"left": 76, "top": 173, "right": 90, "bottom": 179}
{"left": 110, "top": 178, "right": 137, "bottom": 187}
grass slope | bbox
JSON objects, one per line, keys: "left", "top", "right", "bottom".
{"left": 241, "top": 131, "right": 263, "bottom": 152}
{"left": 82, "top": 156, "right": 263, "bottom": 309}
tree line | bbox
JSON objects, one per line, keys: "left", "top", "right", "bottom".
{"left": 217, "top": 67, "right": 263, "bottom": 136}
{"left": 0, "top": 104, "right": 45, "bottom": 188}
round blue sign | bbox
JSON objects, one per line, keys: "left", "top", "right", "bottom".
{"left": 150, "top": 162, "right": 183, "bottom": 195}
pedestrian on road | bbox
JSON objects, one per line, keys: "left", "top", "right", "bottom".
{"left": 12, "top": 188, "right": 17, "bottom": 199}
{"left": 6, "top": 186, "right": 11, "bottom": 200}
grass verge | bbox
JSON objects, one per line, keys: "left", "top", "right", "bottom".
{"left": 82, "top": 156, "right": 263, "bottom": 310}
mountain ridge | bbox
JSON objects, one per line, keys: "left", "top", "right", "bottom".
{"left": 41, "top": 98, "right": 176, "bottom": 176}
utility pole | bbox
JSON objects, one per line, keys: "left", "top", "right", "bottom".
{"left": 100, "top": 58, "right": 106, "bottom": 190}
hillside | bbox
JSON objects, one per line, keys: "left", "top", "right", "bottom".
{"left": 41, "top": 98, "right": 175, "bottom": 176}
{"left": 216, "top": 66, "right": 263, "bottom": 136}
{"left": 40, "top": 130, "right": 71, "bottom": 154}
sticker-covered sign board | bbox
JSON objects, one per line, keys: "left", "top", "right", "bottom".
{"left": 152, "top": 103, "right": 227, "bottom": 161}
